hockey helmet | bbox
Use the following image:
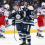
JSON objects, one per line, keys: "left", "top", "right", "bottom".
{"left": 41, "top": 2, "right": 45, "bottom": 6}
{"left": 4, "top": 4, "right": 10, "bottom": 9}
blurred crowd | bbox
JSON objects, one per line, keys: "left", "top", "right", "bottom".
{"left": 0, "top": 0, "right": 39, "bottom": 19}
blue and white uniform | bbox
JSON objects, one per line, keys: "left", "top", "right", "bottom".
{"left": 12, "top": 9, "right": 24, "bottom": 37}
{"left": 12, "top": 9, "right": 24, "bottom": 24}
{"left": 21, "top": 7, "right": 34, "bottom": 43}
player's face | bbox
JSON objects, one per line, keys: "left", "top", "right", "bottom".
{"left": 3, "top": 5, "right": 5, "bottom": 8}
{"left": 21, "top": 2, "right": 23, "bottom": 5}
{"left": 24, "top": 2, "right": 27, "bottom": 6}
{"left": 14, "top": 6, "right": 18, "bottom": 10}
{"left": 27, "top": 3, "right": 29, "bottom": 5}
{"left": 42, "top": 5, "right": 45, "bottom": 8}
{"left": 44, "top": 5, "right": 45, "bottom": 8}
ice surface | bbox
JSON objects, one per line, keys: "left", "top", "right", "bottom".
{"left": 0, "top": 33, "right": 45, "bottom": 45}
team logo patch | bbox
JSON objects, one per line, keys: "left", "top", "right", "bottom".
{"left": 16, "top": 14, "right": 21, "bottom": 19}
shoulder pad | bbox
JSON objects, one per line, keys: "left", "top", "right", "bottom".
{"left": 28, "top": 6, "right": 34, "bottom": 10}
{"left": 20, "top": 6, "right": 24, "bottom": 10}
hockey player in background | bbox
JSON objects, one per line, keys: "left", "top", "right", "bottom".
{"left": 20, "top": 1, "right": 28, "bottom": 10}
{"left": 36, "top": 2, "right": 45, "bottom": 38}
{"left": 0, "top": 4, "right": 10, "bottom": 27}
{"left": 0, "top": 12, "right": 6, "bottom": 38}
{"left": 0, "top": 5, "right": 5, "bottom": 38}
{"left": 27, "top": 2, "right": 34, "bottom": 10}
{"left": 12, "top": 4, "right": 24, "bottom": 40}
{"left": 20, "top": 2, "right": 34, "bottom": 45}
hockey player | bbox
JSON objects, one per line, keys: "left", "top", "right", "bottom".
{"left": 36, "top": 2, "right": 45, "bottom": 38}
{"left": 0, "top": 5, "right": 5, "bottom": 37}
{"left": 0, "top": 4, "right": 10, "bottom": 27}
{"left": 0, "top": 12, "right": 6, "bottom": 38}
{"left": 0, "top": 4, "right": 9, "bottom": 38}
{"left": 12, "top": 4, "right": 24, "bottom": 40}
{"left": 20, "top": 4, "right": 34, "bottom": 45}
{"left": 1, "top": 5, "right": 7, "bottom": 27}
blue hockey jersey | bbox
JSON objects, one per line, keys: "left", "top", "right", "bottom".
{"left": 12, "top": 11, "right": 24, "bottom": 25}
{"left": 23, "top": 7, "right": 34, "bottom": 25}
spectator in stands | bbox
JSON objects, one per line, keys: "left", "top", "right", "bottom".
{"left": 20, "top": 2, "right": 23, "bottom": 6}
{"left": 34, "top": 0, "right": 38, "bottom": 8}
{"left": 14, "top": 0, "right": 18, "bottom": 5}
{"left": 34, "top": 0, "right": 38, "bottom": 5}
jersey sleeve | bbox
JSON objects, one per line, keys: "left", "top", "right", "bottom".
{"left": 12, "top": 13, "right": 15, "bottom": 25}
{"left": 37, "top": 7, "right": 41, "bottom": 18}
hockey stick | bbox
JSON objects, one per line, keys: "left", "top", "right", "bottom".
{"left": 14, "top": 21, "right": 17, "bottom": 41}
{"left": 11, "top": 11, "right": 17, "bottom": 41}
{"left": 14, "top": 0, "right": 20, "bottom": 41}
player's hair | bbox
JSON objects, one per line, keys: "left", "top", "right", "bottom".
{"left": 27, "top": 2, "right": 31, "bottom": 5}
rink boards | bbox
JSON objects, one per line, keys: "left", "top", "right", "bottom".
{"left": 4, "top": 19, "right": 45, "bottom": 34}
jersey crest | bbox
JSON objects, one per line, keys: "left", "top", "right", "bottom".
{"left": 16, "top": 14, "right": 21, "bottom": 19}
